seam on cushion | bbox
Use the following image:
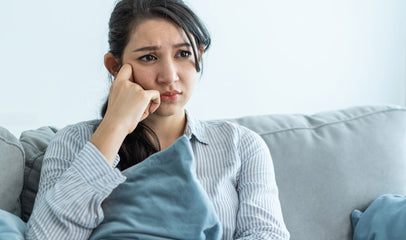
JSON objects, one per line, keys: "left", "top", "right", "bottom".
{"left": 0, "top": 135, "right": 25, "bottom": 217}
{"left": 25, "top": 151, "right": 46, "bottom": 168}
{"left": 22, "top": 149, "right": 47, "bottom": 219}
{"left": 0, "top": 135, "right": 25, "bottom": 159}
{"left": 24, "top": 152, "right": 46, "bottom": 193}
{"left": 22, "top": 153, "right": 45, "bottom": 204}
{"left": 24, "top": 153, "right": 44, "bottom": 189}
{"left": 0, "top": 136, "right": 25, "bottom": 182}
{"left": 258, "top": 108, "right": 406, "bottom": 136}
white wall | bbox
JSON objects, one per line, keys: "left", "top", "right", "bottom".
{"left": 1, "top": 0, "right": 405, "bottom": 137}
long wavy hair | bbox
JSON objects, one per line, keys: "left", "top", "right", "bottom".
{"left": 102, "top": 0, "right": 211, "bottom": 170}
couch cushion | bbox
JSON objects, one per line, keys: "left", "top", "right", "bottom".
{"left": 19, "top": 126, "right": 57, "bottom": 222}
{"left": 0, "top": 127, "right": 24, "bottom": 217}
{"left": 231, "top": 105, "right": 406, "bottom": 240}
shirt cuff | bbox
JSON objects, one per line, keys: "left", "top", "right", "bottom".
{"left": 71, "top": 141, "right": 126, "bottom": 197}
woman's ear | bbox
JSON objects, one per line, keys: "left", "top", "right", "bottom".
{"left": 104, "top": 52, "right": 121, "bottom": 77}
{"left": 198, "top": 44, "right": 204, "bottom": 64}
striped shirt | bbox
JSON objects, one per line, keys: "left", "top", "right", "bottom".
{"left": 25, "top": 112, "right": 290, "bottom": 239}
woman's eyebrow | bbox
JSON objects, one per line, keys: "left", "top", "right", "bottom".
{"left": 173, "top": 42, "right": 191, "bottom": 48}
{"left": 133, "top": 46, "right": 160, "bottom": 52}
{"left": 133, "top": 43, "right": 191, "bottom": 52}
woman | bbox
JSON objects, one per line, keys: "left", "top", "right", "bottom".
{"left": 25, "top": 0, "right": 290, "bottom": 239}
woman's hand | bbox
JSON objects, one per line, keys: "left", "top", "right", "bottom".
{"left": 90, "top": 64, "right": 160, "bottom": 165}
{"left": 105, "top": 64, "right": 160, "bottom": 134}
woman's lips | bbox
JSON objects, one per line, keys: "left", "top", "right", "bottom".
{"left": 160, "top": 90, "right": 181, "bottom": 102}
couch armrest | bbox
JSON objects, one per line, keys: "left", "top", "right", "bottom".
{"left": 0, "top": 126, "right": 24, "bottom": 217}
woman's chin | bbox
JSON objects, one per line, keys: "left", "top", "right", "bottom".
{"left": 152, "top": 105, "right": 185, "bottom": 118}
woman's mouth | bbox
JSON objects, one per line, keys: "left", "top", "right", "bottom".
{"left": 160, "top": 90, "right": 181, "bottom": 102}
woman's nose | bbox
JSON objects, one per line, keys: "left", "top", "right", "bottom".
{"left": 157, "top": 58, "right": 179, "bottom": 84}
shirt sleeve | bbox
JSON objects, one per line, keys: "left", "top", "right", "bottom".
{"left": 25, "top": 123, "right": 126, "bottom": 240}
{"left": 235, "top": 127, "right": 290, "bottom": 240}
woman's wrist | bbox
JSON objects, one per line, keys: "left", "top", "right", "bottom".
{"left": 90, "top": 118, "right": 130, "bottom": 166}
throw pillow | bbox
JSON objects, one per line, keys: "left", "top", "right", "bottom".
{"left": 90, "top": 135, "right": 222, "bottom": 240}
{"left": 352, "top": 194, "right": 406, "bottom": 240}
{"left": 0, "top": 209, "right": 26, "bottom": 240}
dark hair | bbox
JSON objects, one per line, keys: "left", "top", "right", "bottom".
{"left": 101, "top": 0, "right": 211, "bottom": 170}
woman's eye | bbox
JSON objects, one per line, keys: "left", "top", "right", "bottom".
{"left": 139, "top": 55, "right": 157, "bottom": 62}
{"left": 176, "top": 50, "right": 191, "bottom": 58}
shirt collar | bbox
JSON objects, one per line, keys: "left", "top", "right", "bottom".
{"left": 184, "top": 110, "right": 209, "bottom": 145}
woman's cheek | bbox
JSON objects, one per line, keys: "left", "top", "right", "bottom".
{"left": 132, "top": 69, "right": 154, "bottom": 88}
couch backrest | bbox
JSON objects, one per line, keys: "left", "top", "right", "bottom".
{"left": 231, "top": 105, "right": 406, "bottom": 240}
{"left": 3, "top": 105, "right": 406, "bottom": 240}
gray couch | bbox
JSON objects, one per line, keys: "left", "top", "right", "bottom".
{"left": 1, "top": 105, "right": 406, "bottom": 240}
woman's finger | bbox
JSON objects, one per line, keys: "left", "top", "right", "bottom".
{"left": 114, "top": 64, "right": 133, "bottom": 83}
{"left": 145, "top": 90, "right": 161, "bottom": 114}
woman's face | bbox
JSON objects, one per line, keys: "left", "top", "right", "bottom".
{"left": 121, "top": 18, "right": 200, "bottom": 118}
